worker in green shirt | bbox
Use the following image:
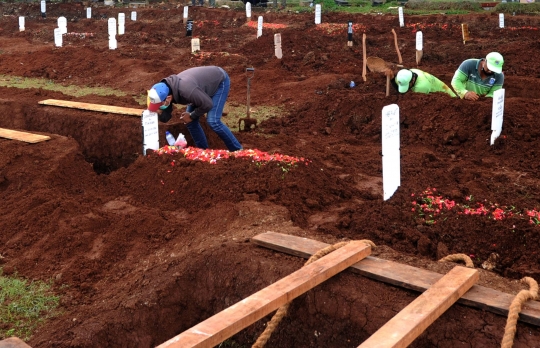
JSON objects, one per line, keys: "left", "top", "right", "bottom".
{"left": 392, "top": 68, "right": 457, "bottom": 97}
{"left": 451, "top": 52, "right": 504, "bottom": 100}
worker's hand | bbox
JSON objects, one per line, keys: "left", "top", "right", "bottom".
{"left": 180, "top": 112, "right": 192, "bottom": 125}
{"left": 464, "top": 91, "right": 479, "bottom": 101}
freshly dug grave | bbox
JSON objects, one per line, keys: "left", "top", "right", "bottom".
{"left": 0, "top": 2, "right": 539, "bottom": 347}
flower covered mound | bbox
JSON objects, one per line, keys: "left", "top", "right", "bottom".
{"left": 412, "top": 188, "right": 540, "bottom": 226}
{"left": 154, "top": 146, "right": 310, "bottom": 166}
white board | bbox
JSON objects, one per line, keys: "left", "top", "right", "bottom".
{"left": 274, "top": 33, "right": 282, "bottom": 59}
{"left": 499, "top": 13, "right": 505, "bottom": 28}
{"left": 315, "top": 4, "right": 321, "bottom": 25}
{"left": 398, "top": 7, "right": 404, "bottom": 27}
{"left": 142, "top": 110, "right": 159, "bottom": 155}
{"left": 382, "top": 104, "right": 400, "bottom": 201}
{"left": 191, "top": 38, "right": 201, "bottom": 52}
{"left": 416, "top": 31, "right": 423, "bottom": 51}
{"left": 87, "top": 8, "right": 92, "bottom": 19}
{"left": 491, "top": 89, "right": 505, "bottom": 145}
{"left": 19, "top": 17, "right": 25, "bottom": 31}
{"left": 257, "top": 16, "right": 263, "bottom": 38}
{"left": 246, "top": 2, "right": 252, "bottom": 18}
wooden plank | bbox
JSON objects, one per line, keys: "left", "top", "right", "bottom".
{"left": 38, "top": 99, "right": 144, "bottom": 117}
{"left": 251, "top": 232, "right": 540, "bottom": 327}
{"left": 156, "top": 241, "right": 372, "bottom": 348}
{"left": 0, "top": 127, "right": 50, "bottom": 143}
{"left": 358, "top": 266, "right": 478, "bottom": 347}
{"left": 0, "top": 337, "right": 32, "bottom": 348}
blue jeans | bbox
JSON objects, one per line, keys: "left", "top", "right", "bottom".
{"left": 186, "top": 71, "right": 243, "bottom": 151}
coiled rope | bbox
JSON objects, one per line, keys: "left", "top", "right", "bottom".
{"left": 438, "top": 253, "right": 474, "bottom": 268}
{"left": 501, "top": 277, "right": 539, "bottom": 348}
{"left": 252, "top": 240, "right": 376, "bottom": 348}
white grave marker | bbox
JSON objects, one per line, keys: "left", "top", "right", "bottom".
{"left": 257, "top": 16, "right": 263, "bottom": 38}
{"left": 398, "top": 7, "right": 404, "bottom": 27}
{"left": 315, "top": 4, "right": 321, "bottom": 25}
{"left": 415, "top": 31, "right": 423, "bottom": 51}
{"left": 490, "top": 89, "right": 505, "bottom": 145}
{"left": 19, "top": 17, "right": 25, "bottom": 32}
{"left": 499, "top": 13, "right": 505, "bottom": 28}
{"left": 109, "top": 36, "right": 117, "bottom": 50}
{"left": 118, "top": 13, "right": 125, "bottom": 35}
{"left": 131, "top": 11, "right": 137, "bottom": 21}
{"left": 274, "top": 33, "right": 282, "bottom": 59}
{"left": 191, "top": 38, "right": 200, "bottom": 52}
{"left": 87, "top": 8, "right": 92, "bottom": 19}
{"left": 58, "top": 17, "right": 67, "bottom": 34}
{"left": 142, "top": 110, "right": 159, "bottom": 155}
{"left": 41, "top": 0, "right": 46, "bottom": 15}
{"left": 415, "top": 31, "right": 423, "bottom": 65}
{"left": 108, "top": 18, "right": 117, "bottom": 37}
{"left": 246, "top": 3, "right": 252, "bottom": 21}
{"left": 382, "top": 104, "right": 401, "bottom": 201}
{"left": 183, "top": 6, "right": 188, "bottom": 23}
{"left": 54, "top": 28, "right": 62, "bottom": 47}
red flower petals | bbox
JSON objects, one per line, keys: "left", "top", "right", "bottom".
{"left": 154, "top": 146, "right": 310, "bottom": 166}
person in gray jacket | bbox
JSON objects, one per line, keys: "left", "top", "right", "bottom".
{"left": 148, "top": 66, "right": 242, "bottom": 151}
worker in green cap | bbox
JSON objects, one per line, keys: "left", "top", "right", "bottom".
{"left": 392, "top": 68, "right": 457, "bottom": 97}
{"left": 451, "top": 52, "right": 504, "bottom": 100}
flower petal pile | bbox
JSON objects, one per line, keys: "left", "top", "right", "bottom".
{"left": 154, "top": 146, "right": 310, "bottom": 166}
{"left": 412, "top": 188, "right": 540, "bottom": 226}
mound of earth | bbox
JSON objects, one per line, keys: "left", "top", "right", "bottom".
{"left": 0, "top": 2, "right": 539, "bottom": 347}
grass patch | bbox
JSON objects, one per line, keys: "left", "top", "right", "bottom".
{"left": 0, "top": 268, "right": 60, "bottom": 341}
{"left": 223, "top": 103, "right": 283, "bottom": 132}
{"left": 0, "top": 74, "right": 127, "bottom": 98}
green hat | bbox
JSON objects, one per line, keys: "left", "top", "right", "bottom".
{"left": 486, "top": 52, "right": 504, "bottom": 74}
{"left": 396, "top": 69, "right": 413, "bottom": 93}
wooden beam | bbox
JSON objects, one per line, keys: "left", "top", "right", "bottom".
{"left": 38, "top": 99, "right": 144, "bottom": 117}
{"left": 156, "top": 241, "right": 371, "bottom": 348}
{"left": 358, "top": 266, "right": 478, "bottom": 347}
{"left": 251, "top": 232, "right": 540, "bottom": 327}
{"left": 0, "top": 337, "right": 33, "bottom": 348}
{"left": 0, "top": 127, "right": 50, "bottom": 143}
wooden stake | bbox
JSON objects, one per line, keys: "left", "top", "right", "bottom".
{"left": 38, "top": 99, "right": 143, "bottom": 116}
{"left": 462, "top": 23, "right": 470, "bottom": 44}
{"left": 358, "top": 266, "right": 478, "bottom": 348}
{"left": 391, "top": 29, "right": 403, "bottom": 64}
{"left": 362, "top": 33, "right": 367, "bottom": 82}
{"left": 156, "top": 241, "right": 371, "bottom": 348}
{"left": 386, "top": 75, "right": 390, "bottom": 97}
{"left": 416, "top": 49, "right": 423, "bottom": 66}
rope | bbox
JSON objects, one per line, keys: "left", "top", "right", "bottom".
{"left": 501, "top": 277, "right": 539, "bottom": 348}
{"left": 438, "top": 253, "right": 474, "bottom": 268}
{"left": 251, "top": 240, "right": 375, "bottom": 348}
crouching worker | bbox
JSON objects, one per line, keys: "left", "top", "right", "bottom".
{"left": 451, "top": 52, "right": 504, "bottom": 101}
{"left": 392, "top": 68, "right": 457, "bottom": 97}
{"left": 147, "top": 66, "right": 243, "bottom": 151}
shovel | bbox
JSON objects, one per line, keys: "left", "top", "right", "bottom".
{"left": 366, "top": 56, "right": 403, "bottom": 97}
{"left": 238, "top": 67, "right": 258, "bottom": 132}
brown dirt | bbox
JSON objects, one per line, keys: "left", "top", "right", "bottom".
{"left": 1, "top": 2, "right": 540, "bottom": 347}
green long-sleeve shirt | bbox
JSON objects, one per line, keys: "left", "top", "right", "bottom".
{"left": 393, "top": 69, "right": 457, "bottom": 97}
{"left": 451, "top": 58, "right": 504, "bottom": 98}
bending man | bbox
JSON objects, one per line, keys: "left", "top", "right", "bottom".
{"left": 148, "top": 66, "right": 242, "bottom": 151}
{"left": 393, "top": 68, "right": 457, "bottom": 97}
